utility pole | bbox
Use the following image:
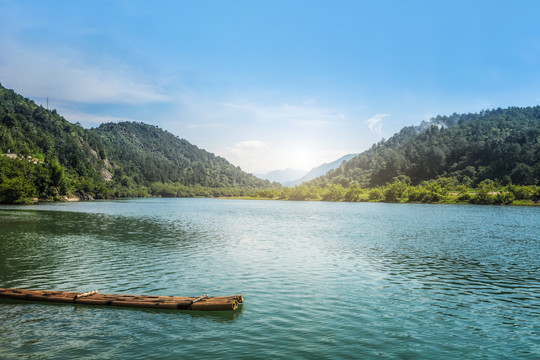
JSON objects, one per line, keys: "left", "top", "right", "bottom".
{"left": 47, "top": 97, "right": 49, "bottom": 109}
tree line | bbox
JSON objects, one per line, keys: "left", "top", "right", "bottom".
{"left": 252, "top": 176, "right": 540, "bottom": 205}
{"left": 316, "top": 106, "right": 540, "bottom": 188}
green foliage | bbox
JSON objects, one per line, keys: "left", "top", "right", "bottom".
{"left": 148, "top": 181, "right": 252, "bottom": 198}
{"left": 91, "top": 121, "right": 272, "bottom": 189}
{"left": 284, "top": 185, "right": 320, "bottom": 201}
{"left": 287, "top": 186, "right": 312, "bottom": 201}
{"left": 0, "top": 157, "right": 42, "bottom": 203}
{"left": 405, "top": 178, "right": 450, "bottom": 203}
{"left": 321, "top": 184, "right": 346, "bottom": 201}
{"left": 0, "top": 83, "right": 277, "bottom": 204}
{"left": 0, "top": 176, "right": 37, "bottom": 204}
{"left": 368, "top": 187, "right": 383, "bottom": 201}
{"left": 506, "top": 184, "right": 534, "bottom": 200}
{"left": 470, "top": 181, "right": 496, "bottom": 205}
{"left": 532, "top": 187, "right": 540, "bottom": 201}
{"left": 382, "top": 176, "right": 409, "bottom": 202}
{"left": 494, "top": 192, "right": 515, "bottom": 205}
{"left": 0, "top": 84, "right": 116, "bottom": 202}
{"left": 407, "top": 187, "right": 438, "bottom": 203}
{"left": 253, "top": 175, "right": 538, "bottom": 206}
{"left": 344, "top": 182, "right": 366, "bottom": 202}
{"left": 253, "top": 188, "right": 282, "bottom": 199}
{"left": 317, "top": 107, "right": 540, "bottom": 188}
{"left": 2, "top": 82, "right": 539, "bottom": 206}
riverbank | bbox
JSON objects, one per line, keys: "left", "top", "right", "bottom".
{"left": 248, "top": 178, "right": 540, "bottom": 206}
{"left": 225, "top": 195, "right": 540, "bottom": 206}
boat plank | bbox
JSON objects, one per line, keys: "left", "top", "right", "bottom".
{"left": 0, "top": 288, "right": 242, "bottom": 311}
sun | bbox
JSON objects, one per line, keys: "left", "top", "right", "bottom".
{"left": 290, "top": 150, "right": 317, "bottom": 171}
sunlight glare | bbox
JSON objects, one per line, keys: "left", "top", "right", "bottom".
{"left": 290, "top": 150, "right": 316, "bottom": 171}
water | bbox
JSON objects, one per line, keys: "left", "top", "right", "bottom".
{"left": 0, "top": 198, "right": 539, "bottom": 359}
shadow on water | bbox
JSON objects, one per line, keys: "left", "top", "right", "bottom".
{"left": 0, "top": 208, "right": 232, "bottom": 295}
{"left": 0, "top": 208, "right": 201, "bottom": 245}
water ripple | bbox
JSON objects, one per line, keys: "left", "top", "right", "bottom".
{"left": 0, "top": 200, "right": 539, "bottom": 359}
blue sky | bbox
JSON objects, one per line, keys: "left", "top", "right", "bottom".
{"left": 1, "top": 1, "right": 540, "bottom": 173}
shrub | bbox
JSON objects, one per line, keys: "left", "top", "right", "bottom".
{"left": 368, "top": 187, "right": 383, "bottom": 200}
{"left": 494, "top": 192, "right": 515, "bottom": 205}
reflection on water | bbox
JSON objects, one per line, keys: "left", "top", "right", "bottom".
{"left": 0, "top": 199, "right": 539, "bottom": 359}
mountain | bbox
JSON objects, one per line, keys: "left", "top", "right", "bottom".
{"left": 257, "top": 154, "right": 358, "bottom": 186}
{"left": 313, "top": 106, "right": 540, "bottom": 188}
{"left": 0, "top": 84, "right": 115, "bottom": 202}
{"left": 255, "top": 168, "right": 308, "bottom": 184}
{"left": 0, "top": 83, "right": 274, "bottom": 203}
{"left": 284, "top": 154, "right": 358, "bottom": 187}
{"left": 91, "top": 121, "right": 271, "bottom": 189}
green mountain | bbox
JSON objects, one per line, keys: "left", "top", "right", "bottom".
{"left": 0, "top": 84, "right": 115, "bottom": 202}
{"left": 0, "top": 83, "right": 273, "bottom": 203}
{"left": 315, "top": 107, "right": 540, "bottom": 188}
{"left": 91, "top": 121, "right": 270, "bottom": 188}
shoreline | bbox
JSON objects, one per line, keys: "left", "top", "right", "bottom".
{"left": 3, "top": 194, "right": 539, "bottom": 207}
{"left": 219, "top": 196, "right": 540, "bottom": 206}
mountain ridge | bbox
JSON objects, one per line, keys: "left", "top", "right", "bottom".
{"left": 313, "top": 106, "right": 540, "bottom": 188}
{"left": 91, "top": 121, "right": 271, "bottom": 188}
{"left": 0, "top": 83, "right": 275, "bottom": 203}
{"left": 254, "top": 168, "right": 308, "bottom": 184}
{"left": 283, "top": 154, "right": 358, "bottom": 187}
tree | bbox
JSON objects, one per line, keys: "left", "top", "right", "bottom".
{"left": 0, "top": 177, "right": 37, "bottom": 204}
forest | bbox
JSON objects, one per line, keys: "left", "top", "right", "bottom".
{"left": 317, "top": 107, "right": 540, "bottom": 188}
{"left": 252, "top": 176, "right": 540, "bottom": 205}
{"left": 253, "top": 107, "right": 540, "bottom": 205}
{"left": 91, "top": 121, "right": 269, "bottom": 189}
{"left": 0, "top": 84, "right": 275, "bottom": 204}
{"left": 1, "top": 82, "right": 539, "bottom": 205}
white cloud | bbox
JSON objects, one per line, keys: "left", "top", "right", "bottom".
{"left": 185, "top": 122, "right": 226, "bottom": 129}
{"left": 365, "top": 113, "right": 390, "bottom": 134}
{"left": 229, "top": 140, "right": 269, "bottom": 155}
{"left": 222, "top": 140, "right": 273, "bottom": 173}
{"left": 220, "top": 101, "right": 346, "bottom": 127}
{"left": 0, "top": 42, "right": 169, "bottom": 106}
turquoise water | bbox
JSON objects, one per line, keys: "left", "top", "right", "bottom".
{"left": 0, "top": 198, "right": 539, "bottom": 359}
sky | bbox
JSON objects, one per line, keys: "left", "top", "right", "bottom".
{"left": 1, "top": 1, "right": 540, "bottom": 174}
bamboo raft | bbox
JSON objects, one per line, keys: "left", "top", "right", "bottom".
{"left": 0, "top": 288, "right": 243, "bottom": 311}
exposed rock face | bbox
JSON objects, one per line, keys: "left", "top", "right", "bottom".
{"left": 101, "top": 168, "right": 113, "bottom": 181}
{"left": 61, "top": 196, "right": 80, "bottom": 202}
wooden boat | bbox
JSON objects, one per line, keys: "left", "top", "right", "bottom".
{"left": 0, "top": 288, "right": 243, "bottom": 311}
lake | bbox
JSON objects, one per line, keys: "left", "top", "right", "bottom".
{"left": 0, "top": 198, "right": 539, "bottom": 359}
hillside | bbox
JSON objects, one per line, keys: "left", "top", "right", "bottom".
{"left": 315, "top": 107, "right": 540, "bottom": 188}
{"left": 91, "top": 121, "right": 272, "bottom": 189}
{"left": 0, "top": 84, "right": 115, "bottom": 202}
{"left": 0, "top": 84, "right": 274, "bottom": 203}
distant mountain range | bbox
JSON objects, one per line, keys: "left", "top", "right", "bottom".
{"left": 254, "top": 168, "right": 307, "bottom": 184}
{"left": 283, "top": 154, "right": 358, "bottom": 186}
{"left": 255, "top": 154, "right": 357, "bottom": 186}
